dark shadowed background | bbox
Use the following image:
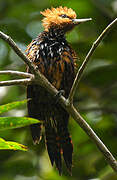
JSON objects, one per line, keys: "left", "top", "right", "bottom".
{"left": 0, "top": 0, "right": 117, "bottom": 179}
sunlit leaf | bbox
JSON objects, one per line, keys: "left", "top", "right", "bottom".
{"left": 0, "top": 137, "right": 27, "bottom": 151}
{"left": 0, "top": 99, "right": 28, "bottom": 115}
{"left": 0, "top": 117, "right": 40, "bottom": 130}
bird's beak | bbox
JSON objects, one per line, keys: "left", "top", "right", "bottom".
{"left": 72, "top": 18, "right": 92, "bottom": 24}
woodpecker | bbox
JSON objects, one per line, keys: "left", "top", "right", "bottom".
{"left": 26, "top": 6, "right": 91, "bottom": 175}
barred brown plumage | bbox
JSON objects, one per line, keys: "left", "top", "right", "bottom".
{"left": 26, "top": 6, "right": 91, "bottom": 175}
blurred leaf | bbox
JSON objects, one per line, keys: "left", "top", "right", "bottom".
{"left": 83, "top": 64, "right": 117, "bottom": 87}
{"left": 0, "top": 40, "right": 8, "bottom": 65}
{"left": 0, "top": 137, "right": 27, "bottom": 151}
{"left": 0, "top": 18, "right": 30, "bottom": 42}
{"left": 0, "top": 117, "right": 39, "bottom": 130}
{"left": 0, "top": 99, "right": 28, "bottom": 115}
{"left": 26, "top": 21, "right": 43, "bottom": 38}
{"left": 9, "top": 42, "right": 26, "bottom": 69}
{"left": 66, "top": 29, "right": 79, "bottom": 43}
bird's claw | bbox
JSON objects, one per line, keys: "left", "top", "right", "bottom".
{"left": 54, "top": 90, "right": 65, "bottom": 104}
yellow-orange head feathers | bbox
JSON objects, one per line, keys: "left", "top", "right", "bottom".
{"left": 40, "top": 7, "right": 92, "bottom": 32}
{"left": 40, "top": 7, "right": 76, "bottom": 32}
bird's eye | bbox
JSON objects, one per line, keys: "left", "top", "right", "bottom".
{"left": 60, "top": 14, "right": 68, "bottom": 18}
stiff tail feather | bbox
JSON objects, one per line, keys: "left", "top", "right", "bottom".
{"left": 57, "top": 118, "right": 73, "bottom": 174}
{"left": 30, "top": 123, "right": 42, "bottom": 144}
{"left": 60, "top": 129, "right": 73, "bottom": 174}
{"left": 45, "top": 116, "right": 73, "bottom": 175}
{"left": 45, "top": 121, "right": 62, "bottom": 175}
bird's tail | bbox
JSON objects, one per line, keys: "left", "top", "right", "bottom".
{"left": 30, "top": 123, "right": 42, "bottom": 144}
{"left": 45, "top": 120, "right": 62, "bottom": 175}
{"left": 45, "top": 118, "right": 73, "bottom": 175}
{"left": 58, "top": 122, "right": 73, "bottom": 174}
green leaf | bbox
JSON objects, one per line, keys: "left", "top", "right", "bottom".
{"left": 0, "top": 99, "right": 28, "bottom": 115}
{"left": 0, "top": 117, "right": 39, "bottom": 130}
{"left": 0, "top": 137, "right": 27, "bottom": 151}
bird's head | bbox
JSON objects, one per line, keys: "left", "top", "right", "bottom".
{"left": 40, "top": 6, "right": 92, "bottom": 32}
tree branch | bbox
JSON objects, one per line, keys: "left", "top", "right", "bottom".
{"left": 68, "top": 18, "right": 117, "bottom": 103}
{"left": 0, "top": 79, "right": 32, "bottom": 86}
{"left": 0, "top": 70, "right": 34, "bottom": 78}
{"left": 0, "top": 18, "right": 117, "bottom": 172}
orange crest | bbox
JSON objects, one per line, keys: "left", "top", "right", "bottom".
{"left": 40, "top": 6, "right": 77, "bottom": 31}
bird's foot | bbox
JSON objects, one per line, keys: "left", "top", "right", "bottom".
{"left": 54, "top": 90, "right": 65, "bottom": 104}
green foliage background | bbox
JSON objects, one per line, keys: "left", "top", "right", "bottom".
{"left": 0, "top": 0, "right": 117, "bottom": 179}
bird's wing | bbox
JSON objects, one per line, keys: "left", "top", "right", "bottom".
{"left": 26, "top": 38, "right": 44, "bottom": 144}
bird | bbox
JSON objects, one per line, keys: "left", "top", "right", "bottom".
{"left": 26, "top": 6, "right": 91, "bottom": 175}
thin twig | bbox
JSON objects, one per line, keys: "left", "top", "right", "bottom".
{"left": 0, "top": 70, "right": 34, "bottom": 78}
{"left": 0, "top": 79, "right": 32, "bottom": 86}
{"left": 68, "top": 18, "right": 117, "bottom": 103}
